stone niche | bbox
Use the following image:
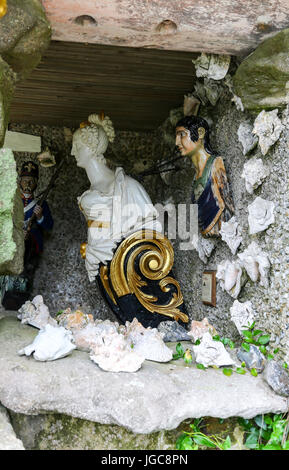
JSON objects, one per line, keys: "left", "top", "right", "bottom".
{"left": 7, "top": 78, "right": 289, "bottom": 361}
{"left": 1, "top": 31, "right": 289, "bottom": 451}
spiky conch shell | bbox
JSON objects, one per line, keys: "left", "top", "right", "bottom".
{"left": 88, "top": 114, "right": 115, "bottom": 143}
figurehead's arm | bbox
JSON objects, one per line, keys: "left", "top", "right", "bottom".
{"left": 211, "top": 157, "right": 235, "bottom": 217}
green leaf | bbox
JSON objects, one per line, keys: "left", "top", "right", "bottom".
{"left": 173, "top": 353, "right": 181, "bottom": 360}
{"left": 193, "top": 434, "right": 217, "bottom": 448}
{"left": 196, "top": 363, "right": 206, "bottom": 370}
{"left": 241, "top": 342, "right": 251, "bottom": 352}
{"left": 176, "top": 435, "right": 194, "bottom": 450}
{"left": 176, "top": 342, "right": 184, "bottom": 356}
{"left": 213, "top": 335, "right": 221, "bottom": 341}
{"left": 257, "top": 334, "right": 271, "bottom": 345}
{"left": 261, "top": 429, "right": 271, "bottom": 441}
{"left": 241, "top": 330, "right": 253, "bottom": 339}
{"left": 259, "top": 345, "right": 267, "bottom": 355}
{"left": 262, "top": 444, "right": 282, "bottom": 450}
{"left": 250, "top": 368, "right": 258, "bottom": 377}
{"left": 222, "top": 435, "right": 231, "bottom": 450}
{"left": 56, "top": 310, "right": 64, "bottom": 317}
{"left": 236, "top": 367, "right": 246, "bottom": 375}
{"left": 254, "top": 415, "right": 267, "bottom": 430}
{"left": 221, "top": 338, "right": 235, "bottom": 349}
{"left": 241, "top": 361, "right": 246, "bottom": 368}
{"left": 264, "top": 416, "right": 273, "bottom": 426}
{"left": 273, "top": 348, "right": 280, "bottom": 354}
{"left": 252, "top": 329, "right": 263, "bottom": 336}
{"left": 238, "top": 418, "right": 251, "bottom": 430}
{"left": 223, "top": 368, "right": 233, "bottom": 377}
{"left": 245, "top": 430, "right": 260, "bottom": 449}
{"left": 267, "top": 354, "right": 274, "bottom": 360}
{"left": 194, "top": 339, "right": 201, "bottom": 346}
{"left": 283, "top": 362, "right": 288, "bottom": 369}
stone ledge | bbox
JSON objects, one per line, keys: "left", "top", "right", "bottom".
{"left": 0, "top": 317, "right": 288, "bottom": 435}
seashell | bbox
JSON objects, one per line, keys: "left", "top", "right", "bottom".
{"left": 241, "top": 158, "right": 270, "bottom": 194}
{"left": 194, "top": 230, "right": 216, "bottom": 263}
{"left": 248, "top": 197, "right": 275, "bottom": 235}
{"left": 230, "top": 300, "right": 255, "bottom": 335}
{"left": 37, "top": 148, "right": 56, "bottom": 168}
{"left": 18, "top": 295, "right": 57, "bottom": 329}
{"left": 183, "top": 94, "right": 200, "bottom": 117}
{"left": 253, "top": 109, "right": 284, "bottom": 155}
{"left": 74, "top": 319, "right": 120, "bottom": 352}
{"left": 124, "top": 318, "right": 172, "bottom": 362}
{"left": 18, "top": 324, "right": 76, "bottom": 361}
{"left": 192, "top": 332, "right": 235, "bottom": 368}
{"left": 192, "top": 53, "right": 231, "bottom": 80}
{"left": 237, "top": 121, "right": 258, "bottom": 155}
{"left": 216, "top": 260, "right": 245, "bottom": 299}
{"left": 238, "top": 242, "right": 270, "bottom": 288}
{"left": 57, "top": 309, "right": 94, "bottom": 331}
{"left": 187, "top": 318, "right": 217, "bottom": 342}
{"left": 220, "top": 216, "right": 242, "bottom": 255}
{"left": 90, "top": 330, "right": 144, "bottom": 373}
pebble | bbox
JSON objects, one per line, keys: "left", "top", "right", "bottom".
{"left": 264, "top": 360, "right": 289, "bottom": 397}
{"left": 237, "top": 345, "right": 266, "bottom": 373}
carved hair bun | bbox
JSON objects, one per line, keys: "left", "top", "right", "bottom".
{"left": 88, "top": 113, "right": 115, "bottom": 143}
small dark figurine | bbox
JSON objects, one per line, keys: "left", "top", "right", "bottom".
{"left": 1, "top": 161, "right": 53, "bottom": 310}
{"left": 175, "top": 116, "right": 234, "bottom": 237}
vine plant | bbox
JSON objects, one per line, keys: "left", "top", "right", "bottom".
{"left": 173, "top": 322, "right": 289, "bottom": 450}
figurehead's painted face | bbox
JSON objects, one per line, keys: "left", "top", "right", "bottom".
{"left": 175, "top": 126, "right": 198, "bottom": 156}
{"left": 19, "top": 176, "right": 37, "bottom": 194}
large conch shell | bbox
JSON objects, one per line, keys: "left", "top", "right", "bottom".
{"left": 216, "top": 259, "right": 246, "bottom": 299}
{"left": 238, "top": 242, "right": 270, "bottom": 288}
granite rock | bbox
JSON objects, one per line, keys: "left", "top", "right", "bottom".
{"left": 264, "top": 360, "right": 289, "bottom": 397}
{"left": 237, "top": 345, "right": 266, "bottom": 374}
{"left": 157, "top": 321, "right": 191, "bottom": 342}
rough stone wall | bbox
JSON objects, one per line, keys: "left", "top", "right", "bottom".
{"left": 155, "top": 87, "right": 289, "bottom": 359}
{"left": 9, "top": 123, "right": 160, "bottom": 322}
{"left": 0, "top": 148, "right": 24, "bottom": 275}
{"left": 10, "top": 91, "right": 289, "bottom": 359}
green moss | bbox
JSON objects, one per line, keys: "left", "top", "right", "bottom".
{"left": 9, "top": 412, "right": 194, "bottom": 451}
{"left": 233, "top": 28, "right": 289, "bottom": 111}
{"left": 0, "top": 57, "right": 16, "bottom": 146}
{"left": 0, "top": 149, "right": 24, "bottom": 274}
{"left": 0, "top": 0, "right": 51, "bottom": 80}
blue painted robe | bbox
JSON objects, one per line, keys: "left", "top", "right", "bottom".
{"left": 22, "top": 196, "right": 53, "bottom": 253}
{"left": 191, "top": 155, "right": 234, "bottom": 236}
